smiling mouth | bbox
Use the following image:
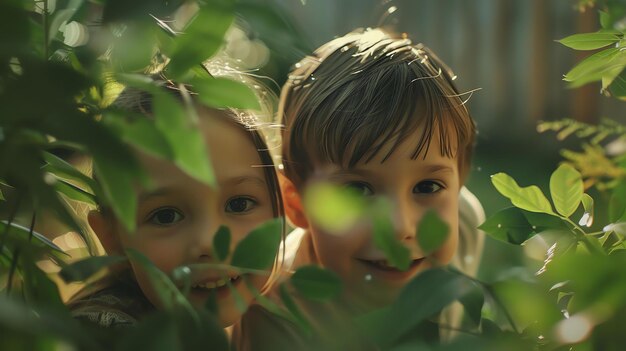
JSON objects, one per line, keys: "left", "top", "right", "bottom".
{"left": 357, "top": 258, "right": 425, "bottom": 271}
{"left": 191, "top": 275, "right": 242, "bottom": 290}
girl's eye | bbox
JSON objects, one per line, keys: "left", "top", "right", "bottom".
{"left": 225, "top": 197, "right": 257, "bottom": 213}
{"left": 148, "top": 208, "right": 184, "bottom": 225}
{"left": 344, "top": 181, "right": 374, "bottom": 197}
{"left": 413, "top": 181, "right": 443, "bottom": 194}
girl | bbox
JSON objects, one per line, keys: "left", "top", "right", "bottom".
{"left": 68, "top": 72, "right": 284, "bottom": 329}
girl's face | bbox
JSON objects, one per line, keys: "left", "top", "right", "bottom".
{"left": 295, "top": 126, "right": 460, "bottom": 313}
{"left": 97, "top": 108, "right": 275, "bottom": 327}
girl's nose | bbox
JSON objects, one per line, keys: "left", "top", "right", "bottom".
{"left": 189, "top": 223, "right": 218, "bottom": 261}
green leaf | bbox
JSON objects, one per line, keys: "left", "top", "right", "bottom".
{"left": 213, "top": 225, "right": 230, "bottom": 262}
{"left": 549, "top": 164, "right": 583, "bottom": 217}
{"left": 523, "top": 211, "right": 569, "bottom": 231}
{"left": 278, "top": 282, "right": 311, "bottom": 332}
{"left": 491, "top": 173, "right": 555, "bottom": 215}
{"left": 168, "top": 1, "right": 234, "bottom": 78}
{"left": 230, "top": 218, "right": 282, "bottom": 270}
{"left": 42, "top": 151, "right": 96, "bottom": 192}
{"left": 558, "top": 30, "right": 622, "bottom": 50}
{"left": 579, "top": 193, "right": 594, "bottom": 227}
{"left": 103, "top": 111, "right": 174, "bottom": 160}
{"left": 153, "top": 93, "right": 216, "bottom": 186}
{"left": 303, "top": 183, "right": 365, "bottom": 233}
{"left": 54, "top": 178, "right": 96, "bottom": 205}
{"left": 193, "top": 77, "right": 261, "bottom": 110}
{"left": 608, "top": 70, "right": 626, "bottom": 99}
{"left": 359, "top": 268, "right": 474, "bottom": 347}
{"left": 416, "top": 209, "right": 449, "bottom": 255}
{"left": 290, "top": 265, "right": 342, "bottom": 301}
{"left": 564, "top": 48, "right": 626, "bottom": 87}
{"left": 92, "top": 152, "right": 139, "bottom": 232}
{"left": 111, "top": 23, "right": 156, "bottom": 72}
{"left": 609, "top": 182, "right": 626, "bottom": 222}
{"left": 0, "top": 221, "right": 68, "bottom": 259}
{"left": 19, "top": 255, "right": 66, "bottom": 313}
{"left": 458, "top": 282, "right": 484, "bottom": 326}
{"left": 371, "top": 199, "right": 411, "bottom": 271}
{"left": 125, "top": 248, "right": 196, "bottom": 315}
{"left": 479, "top": 207, "right": 535, "bottom": 245}
{"left": 59, "top": 255, "right": 127, "bottom": 282}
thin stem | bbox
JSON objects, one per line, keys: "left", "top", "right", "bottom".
{"left": 563, "top": 217, "right": 604, "bottom": 255}
{"left": 484, "top": 285, "right": 520, "bottom": 334}
{"left": 43, "top": 0, "right": 49, "bottom": 59}
{"left": 0, "top": 194, "right": 22, "bottom": 255}
{"left": 6, "top": 248, "right": 20, "bottom": 294}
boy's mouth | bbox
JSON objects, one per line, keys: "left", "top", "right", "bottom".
{"left": 357, "top": 258, "right": 425, "bottom": 272}
{"left": 191, "top": 275, "right": 242, "bottom": 290}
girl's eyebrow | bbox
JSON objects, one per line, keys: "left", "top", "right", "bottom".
{"left": 138, "top": 186, "right": 177, "bottom": 203}
{"left": 221, "top": 175, "right": 267, "bottom": 187}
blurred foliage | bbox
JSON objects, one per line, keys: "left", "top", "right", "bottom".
{"left": 1, "top": 0, "right": 626, "bottom": 350}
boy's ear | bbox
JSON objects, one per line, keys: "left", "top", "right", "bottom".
{"left": 278, "top": 173, "right": 309, "bottom": 229}
{"left": 87, "top": 210, "right": 123, "bottom": 255}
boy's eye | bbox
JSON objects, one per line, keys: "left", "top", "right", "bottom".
{"left": 413, "top": 181, "right": 443, "bottom": 194}
{"left": 344, "top": 182, "right": 374, "bottom": 197}
{"left": 225, "top": 197, "right": 257, "bottom": 213}
{"left": 148, "top": 208, "right": 184, "bottom": 225}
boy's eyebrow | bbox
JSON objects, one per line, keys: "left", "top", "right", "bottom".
{"left": 329, "top": 164, "right": 455, "bottom": 178}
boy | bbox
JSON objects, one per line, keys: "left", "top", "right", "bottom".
{"left": 234, "top": 28, "right": 484, "bottom": 350}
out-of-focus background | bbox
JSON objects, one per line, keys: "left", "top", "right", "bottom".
{"left": 243, "top": 0, "right": 624, "bottom": 281}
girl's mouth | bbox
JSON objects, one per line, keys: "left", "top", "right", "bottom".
{"left": 357, "top": 258, "right": 426, "bottom": 272}
{"left": 191, "top": 275, "right": 242, "bottom": 290}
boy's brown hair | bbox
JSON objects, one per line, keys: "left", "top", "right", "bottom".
{"left": 278, "top": 28, "right": 476, "bottom": 188}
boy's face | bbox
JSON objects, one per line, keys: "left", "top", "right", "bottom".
{"left": 297, "top": 128, "right": 460, "bottom": 312}
{"left": 94, "top": 109, "right": 274, "bottom": 327}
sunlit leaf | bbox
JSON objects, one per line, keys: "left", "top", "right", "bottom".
{"left": 213, "top": 225, "right": 230, "bottom": 262}
{"left": 491, "top": 173, "right": 555, "bottom": 215}
{"left": 193, "top": 77, "right": 261, "bottom": 110}
{"left": 167, "top": 1, "right": 234, "bottom": 78}
{"left": 303, "top": 183, "right": 365, "bottom": 234}
{"left": 290, "top": 265, "right": 342, "bottom": 301}
{"left": 53, "top": 178, "right": 96, "bottom": 205}
{"left": 564, "top": 48, "right": 625, "bottom": 87}
{"left": 550, "top": 164, "right": 583, "bottom": 217}
{"left": 416, "top": 209, "right": 449, "bottom": 255}
{"left": 608, "top": 70, "right": 626, "bottom": 99}
{"left": 59, "top": 255, "right": 127, "bottom": 283}
{"left": 558, "top": 30, "right": 622, "bottom": 50}
{"left": 42, "top": 151, "right": 95, "bottom": 192}
{"left": 479, "top": 207, "right": 535, "bottom": 245}
{"left": 230, "top": 218, "right": 282, "bottom": 270}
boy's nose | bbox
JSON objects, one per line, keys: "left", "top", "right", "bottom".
{"left": 391, "top": 200, "right": 418, "bottom": 243}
